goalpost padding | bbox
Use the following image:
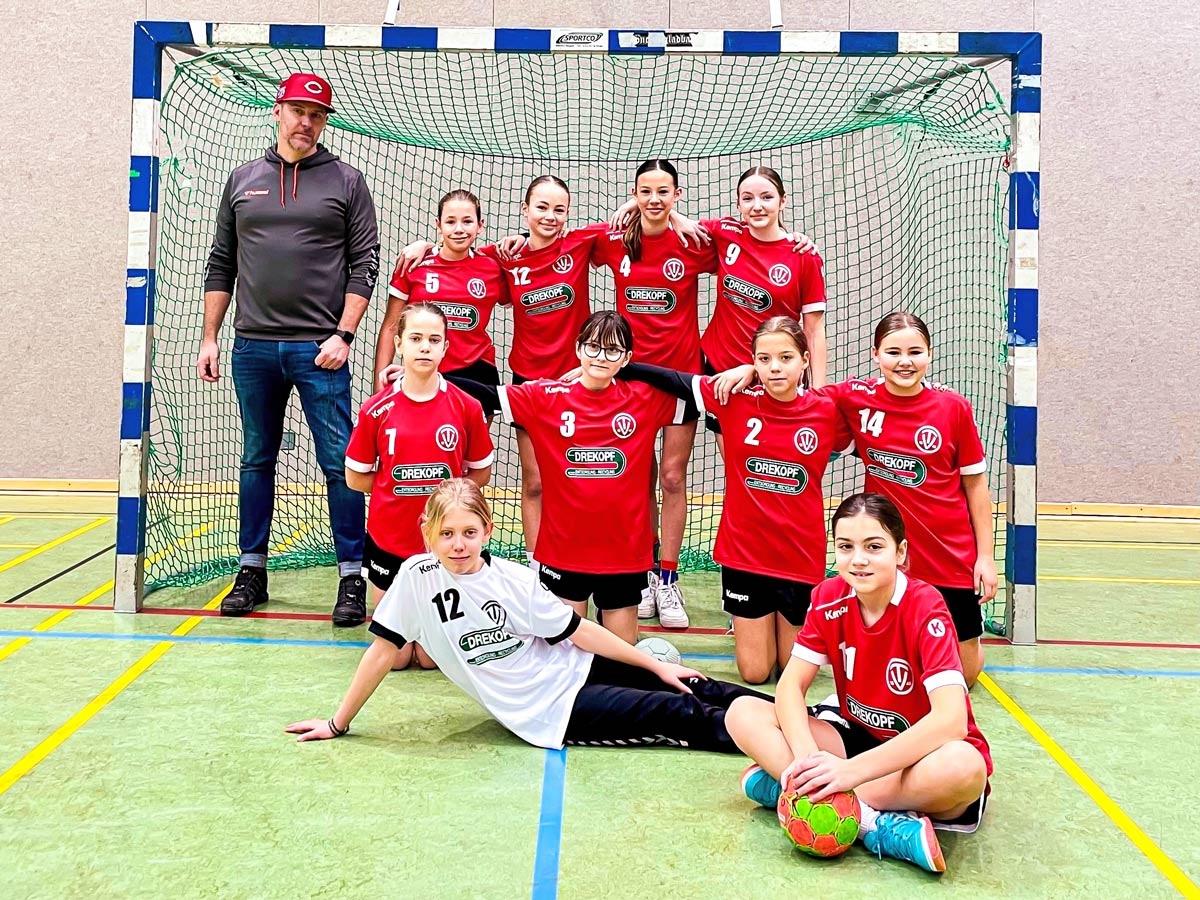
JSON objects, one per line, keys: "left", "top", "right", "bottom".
{"left": 121, "top": 24, "right": 1040, "bottom": 644}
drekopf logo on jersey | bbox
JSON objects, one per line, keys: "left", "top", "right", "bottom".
{"left": 846, "top": 694, "right": 911, "bottom": 735}
{"left": 865, "top": 448, "right": 928, "bottom": 487}
{"left": 721, "top": 275, "right": 771, "bottom": 312}
{"left": 459, "top": 626, "right": 524, "bottom": 665}
{"left": 565, "top": 447, "right": 627, "bottom": 478}
{"left": 624, "top": 287, "right": 677, "bottom": 314}
{"left": 391, "top": 462, "right": 453, "bottom": 495}
{"left": 745, "top": 457, "right": 808, "bottom": 495}
{"left": 438, "top": 303, "right": 480, "bottom": 330}
{"left": 520, "top": 284, "right": 575, "bottom": 316}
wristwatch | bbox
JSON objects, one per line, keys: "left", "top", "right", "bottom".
{"left": 334, "top": 330, "right": 355, "bottom": 345}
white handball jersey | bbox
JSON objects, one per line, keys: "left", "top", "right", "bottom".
{"left": 369, "top": 552, "right": 594, "bottom": 749}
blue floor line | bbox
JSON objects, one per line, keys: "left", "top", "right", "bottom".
{"left": 531, "top": 747, "right": 566, "bottom": 900}
{"left": 2, "top": 630, "right": 1199, "bottom": 679}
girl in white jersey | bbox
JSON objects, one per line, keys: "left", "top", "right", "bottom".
{"left": 286, "top": 479, "right": 774, "bottom": 751}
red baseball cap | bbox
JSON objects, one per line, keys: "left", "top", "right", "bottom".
{"left": 275, "top": 73, "right": 335, "bottom": 112}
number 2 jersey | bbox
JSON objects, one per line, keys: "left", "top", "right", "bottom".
{"left": 700, "top": 218, "right": 828, "bottom": 372}
{"left": 499, "top": 379, "right": 687, "bottom": 573}
{"left": 794, "top": 573, "right": 992, "bottom": 774}
{"left": 369, "top": 552, "right": 593, "bottom": 749}
{"left": 344, "top": 375, "right": 494, "bottom": 557}
{"left": 388, "top": 250, "right": 509, "bottom": 370}
{"left": 593, "top": 229, "right": 718, "bottom": 373}
{"left": 827, "top": 379, "right": 987, "bottom": 590}
{"left": 693, "top": 378, "right": 851, "bottom": 584}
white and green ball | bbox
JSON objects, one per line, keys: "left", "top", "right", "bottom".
{"left": 635, "top": 637, "right": 681, "bottom": 665}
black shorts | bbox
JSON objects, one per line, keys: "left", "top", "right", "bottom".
{"left": 933, "top": 586, "right": 984, "bottom": 641}
{"left": 510, "top": 372, "right": 533, "bottom": 430}
{"left": 722, "top": 567, "right": 814, "bottom": 626}
{"left": 806, "top": 701, "right": 885, "bottom": 759}
{"left": 931, "top": 783, "right": 990, "bottom": 834}
{"left": 362, "top": 533, "right": 406, "bottom": 591}
{"left": 444, "top": 359, "right": 500, "bottom": 387}
{"left": 701, "top": 356, "right": 723, "bottom": 434}
{"left": 539, "top": 563, "right": 647, "bottom": 611}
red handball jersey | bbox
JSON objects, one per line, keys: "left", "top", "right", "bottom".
{"left": 388, "top": 250, "right": 509, "bottom": 371}
{"left": 794, "top": 573, "right": 993, "bottom": 774}
{"left": 486, "top": 223, "right": 607, "bottom": 380}
{"left": 345, "top": 376, "right": 495, "bottom": 557}
{"left": 827, "top": 379, "right": 988, "bottom": 590}
{"left": 696, "top": 379, "right": 852, "bottom": 583}
{"left": 498, "top": 379, "right": 686, "bottom": 573}
{"left": 594, "top": 229, "right": 718, "bottom": 372}
{"left": 700, "top": 218, "right": 828, "bottom": 372}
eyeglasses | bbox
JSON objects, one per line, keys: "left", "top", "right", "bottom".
{"left": 579, "top": 342, "right": 627, "bottom": 362}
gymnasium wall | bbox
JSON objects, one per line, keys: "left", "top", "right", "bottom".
{"left": 1, "top": 1, "right": 1196, "bottom": 506}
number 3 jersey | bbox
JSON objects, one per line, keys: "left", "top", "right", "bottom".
{"left": 499, "top": 379, "right": 687, "bottom": 574}
{"left": 794, "top": 573, "right": 992, "bottom": 774}
{"left": 826, "top": 379, "right": 987, "bottom": 590}
{"left": 345, "top": 376, "right": 494, "bottom": 557}
{"left": 369, "top": 553, "right": 593, "bottom": 749}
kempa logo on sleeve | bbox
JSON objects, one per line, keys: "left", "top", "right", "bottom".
{"left": 865, "top": 448, "right": 928, "bottom": 487}
{"left": 520, "top": 284, "right": 575, "bottom": 315}
{"left": 391, "top": 463, "right": 453, "bottom": 495}
{"left": 721, "top": 275, "right": 771, "bottom": 312}
{"left": 846, "top": 694, "right": 911, "bottom": 735}
{"left": 565, "top": 447, "right": 627, "bottom": 478}
{"left": 624, "top": 287, "right": 676, "bottom": 314}
{"left": 438, "top": 303, "right": 480, "bottom": 330}
{"left": 745, "top": 457, "right": 808, "bottom": 494}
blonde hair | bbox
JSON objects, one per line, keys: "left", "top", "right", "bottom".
{"left": 420, "top": 479, "right": 493, "bottom": 548}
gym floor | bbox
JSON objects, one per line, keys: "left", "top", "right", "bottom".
{"left": 1, "top": 496, "right": 1198, "bottom": 898}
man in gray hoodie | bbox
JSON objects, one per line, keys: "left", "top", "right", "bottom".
{"left": 197, "top": 73, "right": 380, "bottom": 626}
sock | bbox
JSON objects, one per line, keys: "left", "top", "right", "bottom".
{"left": 658, "top": 559, "right": 679, "bottom": 586}
{"left": 652, "top": 539, "right": 661, "bottom": 567}
{"left": 857, "top": 800, "right": 880, "bottom": 835}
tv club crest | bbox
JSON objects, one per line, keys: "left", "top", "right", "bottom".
{"left": 467, "top": 278, "right": 487, "bottom": 299}
{"left": 435, "top": 425, "right": 460, "bottom": 451}
{"left": 768, "top": 264, "right": 791, "bottom": 286}
{"left": 793, "top": 427, "right": 818, "bottom": 455}
{"left": 662, "top": 258, "right": 685, "bottom": 282}
{"left": 914, "top": 425, "right": 942, "bottom": 454}
{"left": 612, "top": 413, "right": 637, "bottom": 439}
{"left": 552, "top": 255, "right": 573, "bottom": 274}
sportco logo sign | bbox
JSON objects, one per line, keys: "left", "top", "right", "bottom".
{"left": 564, "top": 447, "right": 626, "bottom": 478}
{"left": 865, "top": 448, "right": 928, "bottom": 487}
{"left": 438, "top": 303, "right": 479, "bottom": 330}
{"left": 553, "top": 31, "right": 605, "bottom": 47}
{"left": 520, "top": 284, "right": 575, "bottom": 315}
{"left": 846, "top": 695, "right": 911, "bottom": 735}
{"left": 744, "top": 457, "right": 808, "bottom": 495}
{"left": 390, "top": 463, "right": 452, "bottom": 496}
{"left": 721, "top": 275, "right": 771, "bottom": 312}
{"left": 624, "top": 287, "right": 676, "bottom": 314}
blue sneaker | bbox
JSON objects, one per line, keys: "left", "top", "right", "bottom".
{"left": 740, "top": 764, "right": 782, "bottom": 809}
{"left": 862, "top": 811, "right": 946, "bottom": 873}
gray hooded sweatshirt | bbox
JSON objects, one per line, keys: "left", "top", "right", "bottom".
{"left": 203, "top": 144, "right": 381, "bottom": 341}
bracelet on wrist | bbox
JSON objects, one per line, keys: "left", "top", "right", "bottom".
{"left": 328, "top": 716, "right": 349, "bottom": 737}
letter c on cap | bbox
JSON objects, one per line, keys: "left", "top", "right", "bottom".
{"left": 305, "top": 80, "right": 323, "bottom": 95}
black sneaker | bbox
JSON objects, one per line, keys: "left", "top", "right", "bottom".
{"left": 332, "top": 574, "right": 367, "bottom": 627}
{"left": 221, "top": 566, "right": 268, "bottom": 617}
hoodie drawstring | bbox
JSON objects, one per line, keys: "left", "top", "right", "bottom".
{"left": 278, "top": 161, "right": 299, "bottom": 207}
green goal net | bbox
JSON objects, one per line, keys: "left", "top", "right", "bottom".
{"left": 149, "top": 46, "right": 1010, "bottom": 627}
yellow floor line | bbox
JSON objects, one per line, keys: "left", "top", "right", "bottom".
{"left": 0, "top": 515, "right": 14, "bottom": 527}
{"left": 0, "top": 584, "right": 230, "bottom": 798}
{"left": 979, "top": 673, "right": 1200, "bottom": 898}
{"left": 0, "top": 543, "right": 40, "bottom": 549}
{"left": 0, "top": 517, "right": 111, "bottom": 575}
{"left": 0, "top": 513, "right": 103, "bottom": 520}
{"left": 0, "top": 581, "right": 115, "bottom": 663}
{"left": 1041, "top": 575, "right": 1200, "bottom": 586}
{"left": 1042, "top": 540, "right": 1200, "bottom": 551}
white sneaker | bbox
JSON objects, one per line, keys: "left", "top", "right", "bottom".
{"left": 638, "top": 571, "right": 660, "bottom": 619}
{"left": 656, "top": 580, "right": 689, "bottom": 629}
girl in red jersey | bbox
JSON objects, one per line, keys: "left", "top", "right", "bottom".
{"left": 592, "top": 159, "right": 720, "bottom": 629}
{"left": 725, "top": 493, "right": 992, "bottom": 874}
{"left": 345, "top": 303, "right": 495, "bottom": 668}
{"left": 446, "top": 311, "right": 693, "bottom": 645}
{"left": 375, "top": 189, "right": 509, "bottom": 389}
{"left": 616, "top": 317, "right": 851, "bottom": 684}
{"left": 824, "top": 312, "right": 997, "bottom": 686}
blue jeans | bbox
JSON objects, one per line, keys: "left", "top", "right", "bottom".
{"left": 231, "top": 337, "right": 363, "bottom": 575}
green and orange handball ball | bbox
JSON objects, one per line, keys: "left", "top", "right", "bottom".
{"left": 777, "top": 789, "right": 861, "bottom": 857}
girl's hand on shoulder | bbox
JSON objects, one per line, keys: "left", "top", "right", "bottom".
{"left": 496, "top": 234, "right": 528, "bottom": 261}
{"left": 975, "top": 555, "right": 999, "bottom": 603}
{"left": 558, "top": 365, "right": 584, "bottom": 384}
{"left": 710, "top": 365, "right": 756, "bottom": 403}
{"left": 609, "top": 197, "right": 637, "bottom": 230}
{"left": 394, "top": 240, "right": 434, "bottom": 278}
{"left": 786, "top": 751, "right": 859, "bottom": 802}
{"left": 669, "top": 212, "right": 711, "bottom": 249}
{"left": 377, "top": 364, "right": 404, "bottom": 391}
{"left": 653, "top": 661, "right": 707, "bottom": 694}
{"left": 786, "top": 231, "right": 819, "bottom": 256}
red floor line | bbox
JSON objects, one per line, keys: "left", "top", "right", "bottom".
{"left": 5, "top": 602, "right": 1200, "bottom": 650}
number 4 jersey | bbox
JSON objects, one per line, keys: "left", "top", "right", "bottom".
{"left": 794, "top": 573, "right": 993, "bottom": 774}
{"left": 369, "top": 552, "right": 594, "bottom": 749}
